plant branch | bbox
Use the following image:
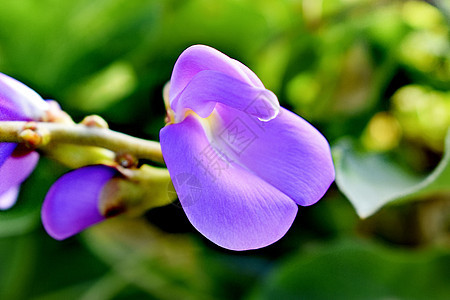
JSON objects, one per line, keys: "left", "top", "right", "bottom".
{"left": 0, "top": 121, "right": 164, "bottom": 164}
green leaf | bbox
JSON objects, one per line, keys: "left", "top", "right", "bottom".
{"left": 32, "top": 272, "right": 129, "bottom": 300}
{"left": 250, "top": 240, "right": 450, "bottom": 300}
{"left": 333, "top": 129, "right": 450, "bottom": 218}
{"left": 0, "top": 236, "right": 36, "bottom": 300}
{"left": 26, "top": 236, "right": 109, "bottom": 299}
{"left": 0, "top": 209, "right": 40, "bottom": 238}
{"left": 82, "top": 218, "right": 215, "bottom": 300}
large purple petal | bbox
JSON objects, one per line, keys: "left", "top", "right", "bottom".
{"left": 42, "top": 165, "right": 117, "bottom": 240}
{"left": 171, "top": 70, "right": 279, "bottom": 122}
{"left": 0, "top": 151, "right": 39, "bottom": 195}
{"left": 169, "top": 45, "right": 264, "bottom": 102}
{"left": 212, "top": 106, "right": 335, "bottom": 206}
{"left": 0, "top": 72, "right": 48, "bottom": 121}
{"left": 160, "top": 115, "right": 298, "bottom": 251}
{"left": 0, "top": 185, "right": 20, "bottom": 210}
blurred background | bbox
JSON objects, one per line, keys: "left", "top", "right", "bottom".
{"left": 0, "top": 0, "right": 449, "bottom": 299}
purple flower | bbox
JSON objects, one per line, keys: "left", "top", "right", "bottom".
{"left": 42, "top": 165, "right": 118, "bottom": 240}
{"left": 160, "top": 45, "right": 335, "bottom": 250}
{"left": 0, "top": 73, "right": 49, "bottom": 209}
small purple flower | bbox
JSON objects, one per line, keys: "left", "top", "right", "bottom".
{"left": 42, "top": 165, "right": 118, "bottom": 240}
{"left": 0, "top": 73, "right": 49, "bottom": 209}
{"left": 160, "top": 45, "right": 335, "bottom": 250}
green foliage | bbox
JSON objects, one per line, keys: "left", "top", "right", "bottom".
{"left": 251, "top": 239, "right": 450, "bottom": 300}
{"left": 333, "top": 130, "right": 450, "bottom": 218}
{"left": 82, "top": 218, "right": 215, "bottom": 300}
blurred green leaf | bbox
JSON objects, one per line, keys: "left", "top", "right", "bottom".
{"left": 82, "top": 217, "right": 215, "bottom": 300}
{"left": 392, "top": 85, "right": 450, "bottom": 152}
{"left": 66, "top": 61, "right": 137, "bottom": 112}
{"left": 333, "top": 129, "right": 450, "bottom": 218}
{"left": 250, "top": 239, "right": 450, "bottom": 300}
{"left": 32, "top": 272, "right": 129, "bottom": 300}
{"left": 398, "top": 1, "right": 450, "bottom": 86}
{"left": 0, "top": 208, "right": 40, "bottom": 238}
{"left": 0, "top": 235, "right": 36, "bottom": 300}
{"left": 26, "top": 236, "right": 109, "bottom": 299}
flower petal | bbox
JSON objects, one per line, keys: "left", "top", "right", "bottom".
{"left": 42, "top": 165, "right": 117, "bottom": 240}
{"left": 169, "top": 45, "right": 264, "bottom": 102}
{"left": 0, "top": 143, "right": 16, "bottom": 168}
{"left": 171, "top": 70, "right": 279, "bottom": 122}
{"left": 0, "top": 185, "right": 20, "bottom": 210}
{"left": 213, "top": 106, "right": 335, "bottom": 206}
{"left": 160, "top": 115, "right": 298, "bottom": 250}
{"left": 0, "top": 72, "right": 48, "bottom": 121}
{"left": 0, "top": 151, "right": 39, "bottom": 195}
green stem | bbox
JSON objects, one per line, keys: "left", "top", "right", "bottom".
{"left": 0, "top": 121, "right": 164, "bottom": 164}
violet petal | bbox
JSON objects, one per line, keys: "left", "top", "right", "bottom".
{"left": 0, "top": 72, "right": 48, "bottom": 121}
{"left": 160, "top": 115, "right": 298, "bottom": 250}
{"left": 0, "top": 151, "right": 39, "bottom": 195}
{"left": 213, "top": 106, "right": 335, "bottom": 206}
{"left": 171, "top": 70, "right": 279, "bottom": 122}
{"left": 169, "top": 45, "right": 264, "bottom": 102}
{"left": 0, "top": 143, "right": 16, "bottom": 168}
{"left": 0, "top": 185, "right": 20, "bottom": 210}
{"left": 41, "top": 165, "right": 117, "bottom": 240}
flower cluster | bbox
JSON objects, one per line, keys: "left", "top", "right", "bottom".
{"left": 0, "top": 73, "right": 123, "bottom": 238}
{"left": 0, "top": 73, "right": 49, "bottom": 209}
{"left": 0, "top": 45, "right": 334, "bottom": 251}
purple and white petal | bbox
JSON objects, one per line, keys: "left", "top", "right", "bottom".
{"left": 0, "top": 185, "right": 20, "bottom": 210}
{"left": 0, "top": 151, "right": 39, "bottom": 195}
{"left": 160, "top": 115, "right": 298, "bottom": 250}
{"left": 0, "top": 72, "right": 48, "bottom": 121}
{"left": 213, "top": 106, "right": 335, "bottom": 206}
{"left": 161, "top": 44, "right": 335, "bottom": 250}
{"left": 42, "top": 165, "right": 117, "bottom": 240}
{"left": 171, "top": 70, "right": 279, "bottom": 123}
